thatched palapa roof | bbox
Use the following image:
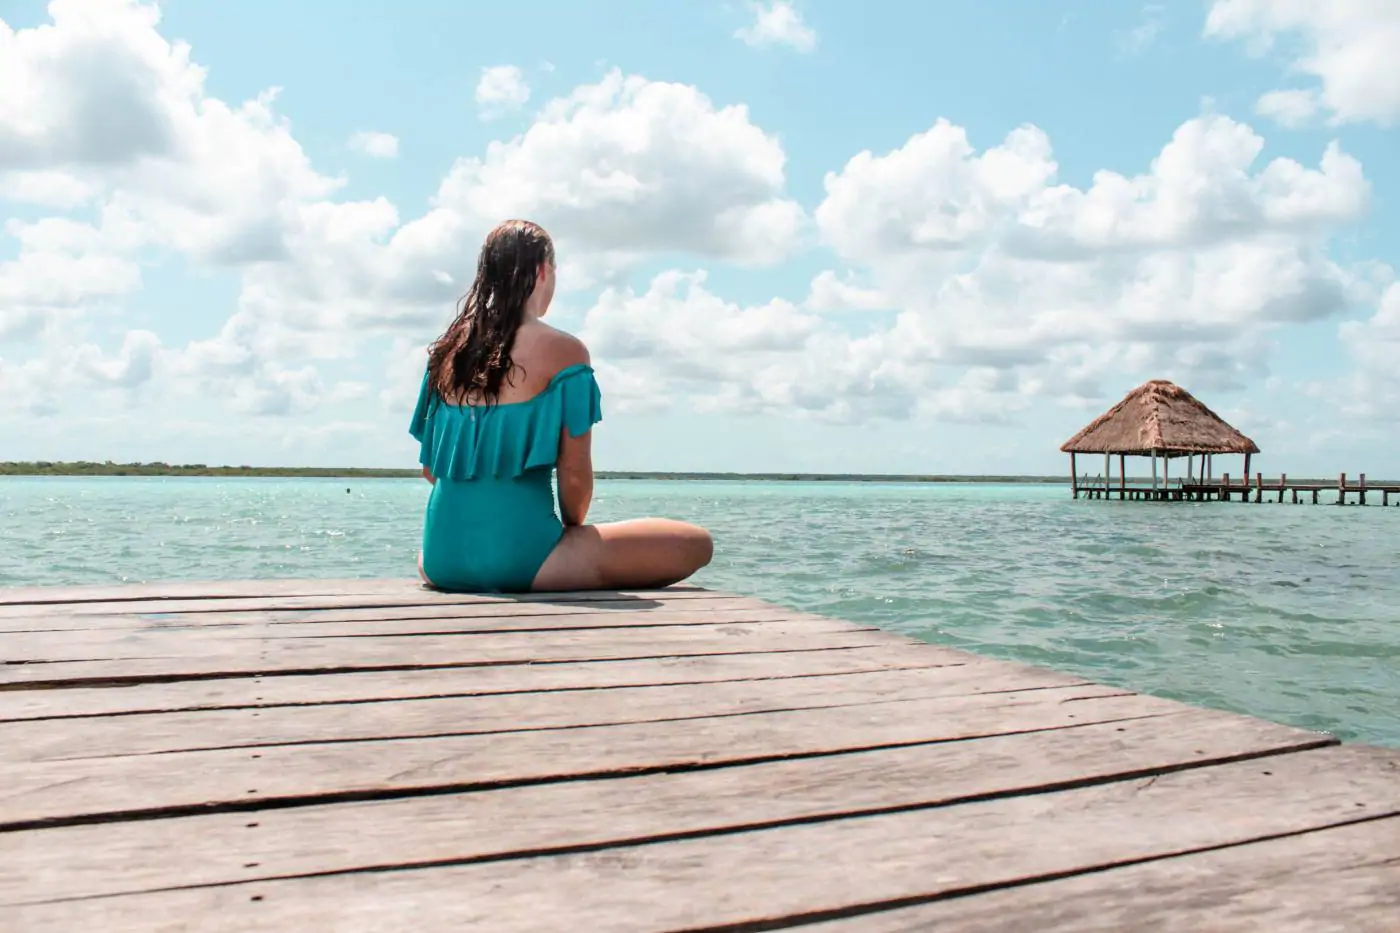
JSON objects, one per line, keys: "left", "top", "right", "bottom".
{"left": 1060, "top": 380, "right": 1259, "bottom": 458}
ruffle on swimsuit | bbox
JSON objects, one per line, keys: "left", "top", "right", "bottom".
{"left": 409, "top": 363, "right": 604, "bottom": 479}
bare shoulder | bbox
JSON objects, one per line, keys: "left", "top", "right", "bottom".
{"left": 523, "top": 321, "right": 590, "bottom": 374}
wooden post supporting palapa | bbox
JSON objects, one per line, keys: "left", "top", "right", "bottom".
{"left": 1255, "top": 472, "right": 1262, "bottom": 503}
{"left": 1119, "top": 454, "right": 1126, "bottom": 500}
{"left": 1222, "top": 472, "right": 1230, "bottom": 502}
{"left": 1071, "top": 453, "right": 1079, "bottom": 499}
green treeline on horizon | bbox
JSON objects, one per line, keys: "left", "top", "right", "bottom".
{"left": 0, "top": 460, "right": 1070, "bottom": 484}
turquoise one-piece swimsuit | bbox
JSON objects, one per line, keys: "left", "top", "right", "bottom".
{"left": 409, "top": 363, "right": 603, "bottom": 593}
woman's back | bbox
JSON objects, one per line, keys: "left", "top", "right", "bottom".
{"left": 411, "top": 323, "right": 602, "bottom": 592}
{"left": 411, "top": 218, "right": 711, "bottom": 595}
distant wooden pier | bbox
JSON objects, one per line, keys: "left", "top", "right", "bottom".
{"left": 2, "top": 578, "right": 1398, "bottom": 930}
{"left": 1077, "top": 472, "right": 1400, "bottom": 505}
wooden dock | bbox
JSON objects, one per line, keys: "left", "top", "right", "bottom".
{"left": 1, "top": 579, "right": 1397, "bottom": 931}
{"left": 1077, "top": 471, "right": 1400, "bottom": 505}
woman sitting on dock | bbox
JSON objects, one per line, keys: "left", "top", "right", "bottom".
{"left": 409, "top": 219, "right": 714, "bottom": 593}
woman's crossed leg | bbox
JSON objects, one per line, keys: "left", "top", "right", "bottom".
{"left": 531, "top": 518, "right": 713, "bottom": 592}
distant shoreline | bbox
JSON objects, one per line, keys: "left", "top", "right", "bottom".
{"left": 0, "top": 461, "right": 1070, "bottom": 484}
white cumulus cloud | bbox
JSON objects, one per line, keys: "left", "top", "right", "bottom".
{"left": 0, "top": 0, "right": 1390, "bottom": 460}
{"left": 579, "top": 270, "right": 914, "bottom": 423}
{"left": 0, "top": 1, "right": 342, "bottom": 266}
{"left": 1336, "top": 280, "right": 1400, "bottom": 420}
{"left": 1205, "top": 0, "right": 1400, "bottom": 126}
{"left": 474, "top": 65, "right": 531, "bottom": 119}
{"left": 735, "top": 1, "right": 817, "bottom": 52}
{"left": 348, "top": 130, "right": 398, "bottom": 158}
{"left": 591, "top": 111, "right": 1374, "bottom": 423}
{"left": 0, "top": 0, "right": 809, "bottom": 435}
{"left": 804, "top": 271, "right": 888, "bottom": 312}
{"left": 811, "top": 112, "right": 1367, "bottom": 395}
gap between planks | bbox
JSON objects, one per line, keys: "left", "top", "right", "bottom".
{"left": 0, "top": 583, "right": 730, "bottom": 618}
{"left": 802, "top": 815, "right": 1400, "bottom": 933}
{"left": 0, "top": 707, "right": 1339, "bottom": 907}
{"left": 0, "top": 577, "right": 461, "bottom": 605}
{"left": 1, "top": 610, "right": 867, "bottom": 658}
{"left": 0, "top": 688, "right": 1191, "bottom": 831}
{"left": 0, "top": 641, "right": 918, "bottom": 693}
{"left": 0, "top": 577, "right": 710, "bottom": 606}
{"left": 3, "top": 745, "right": 1395, "bottom": 932}
{"left": 0, "top": 596, "right": 789, "bottom": 635}
{"left": 0, "top": 645, "right": 979, "bottom": 721}
{"left": 4, "top": 664, "right": 1095, "bottom": 762}
{"left": 0, "top": 625, "right": 910, "bottom": 690}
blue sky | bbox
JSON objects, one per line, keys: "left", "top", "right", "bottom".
{"left": 1, "top": 0, "right": 1397, "bottom": 475}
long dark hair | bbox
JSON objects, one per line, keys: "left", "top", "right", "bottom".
{"left": 427, "top": 219, "right": 555, "bottom": 406}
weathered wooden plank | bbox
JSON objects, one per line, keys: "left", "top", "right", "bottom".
{"left": 0, "top": 578, "right": 414, "bottom": 608}
{"left": 1, "top": 610, "right": 859, "bottom": 659}
{"left": 0, "top": 596, "right": 784, "bottom": 635}
{"left": 0, "top": 624, "right": 895, "bottom": 689}
{"left": 5, "top": 664, "right": 1093, "bottom": 762}
{"left": 4, "top": 745, "right": 1393, "bottom": 931}
{"left": 0, "top": 578, "right": 708, "bottom": 606}
{"left": 0, "top": 708, "right": 1331, "bottom": 906}
{"left": 809, "top": 818, "right": 1400, "bottom": 932}
{"left": 0, "top": 645, "right": 970, "bottom": 722}
{"left": 0, "top": 688, "right": 1169, "bottom": 829}
{"left": 0, "top": 585, "right": 729, "bottom": 618}
{"left": 0, "top": 577, "right": 430, "bottom": 605}
{"left": 205, "top": 605, "right": 812, "bottom": 638}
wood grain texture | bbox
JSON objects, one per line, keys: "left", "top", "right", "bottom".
{"left": 0, "top": 577, "right": 708, "bottom": 606}
{"left": 0, "top": 708, "right": 1329, "bottom": 906}
{"left": 4, "top": 746, "right": 1394, "bottom": 932}
{"left": 808, "top": 816, "right": 1400, "bottom": 933}
{"left": 1, "top": 611, "right": 864, "bottom": 659}
{"left": 0, "top": 645, "right": 973, "bottom": 722}
{"left": 4, "top": 578, "right": 1394, "bottom": 931}
{"left": 0, "top": 596, "right": 788, "bottom": 635}
{"left": 0, "top": 584, "right": 723, "bottom": 618}
{"left": 4, "top": 664, "right": 1091, "bottom": 761}
{"left": 0, "top": 577, "right": 435, "bottom": 605}
{"left": 0, "top": 687, "right": 1170, "bottom": 829}
{"left": 1, "top": 624, "right": 897, "bottom": 689}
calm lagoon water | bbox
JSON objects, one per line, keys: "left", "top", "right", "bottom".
{"left": 2, "top": 476, "right": 1397, "bottom": 747}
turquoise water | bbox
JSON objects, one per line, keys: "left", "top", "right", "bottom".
{"left": 3, "top": 476, "right": 1397, "bottom": 747}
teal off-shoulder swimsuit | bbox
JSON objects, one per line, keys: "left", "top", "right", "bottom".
{"left": 409, "top": 363, "right": 603, "bottom": 593}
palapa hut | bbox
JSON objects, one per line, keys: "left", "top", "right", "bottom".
{"left": 1060, "top": 379, "right": 1259, "bottom": 498}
